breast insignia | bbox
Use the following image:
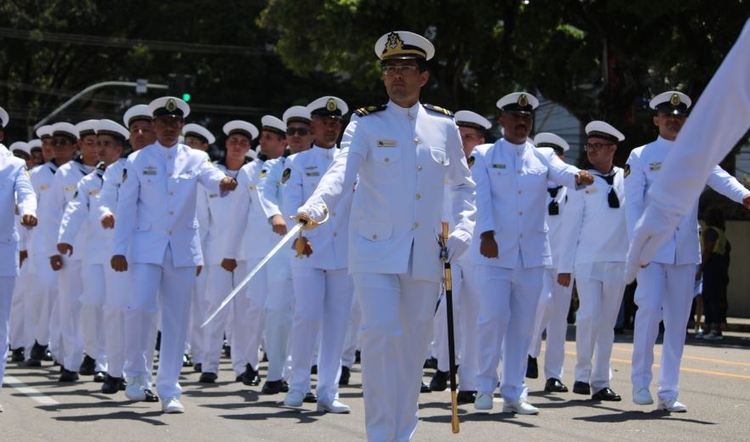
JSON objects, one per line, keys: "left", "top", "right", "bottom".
{"left": 281, "top": 168, "right": 291, "bottom": 184}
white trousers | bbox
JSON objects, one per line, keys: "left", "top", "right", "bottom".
{"left": 103, "top": 264, "right": 128, "bottom": 378}
{"left": 123, "top": 246, "right": 195, "bottom": 399}
{"left": 289, "top": 267, "right": 353, "bottom": 402}
{"left": 354, "top": 272, "right": 438, "bottom": 442}
{"left": 230, "top": 259, "right": 267, "bottom": 375}
{"left": 476, "top": 258, "right": 544, "bottom": 402}
{"left": 264, "top": 255, "right": 293, "bottom": 382}
{"left": 341, "top": 297, "right": 362, "bottom": 368}
{"left": 9, "top": 265, "right": 27, "bottom": 350}
{"left": 81, "top": 263, "right": 107, "bottom": 372}
{"left": 574, "top": 262, "right": 626, "bottom": 390}
{"left": 631, "top": 263, "right": 695, "bottom": 401}
{"left": 0, "top": 276, "right": 16, "bottom": 396}
{"left": 529, "top": 267, "right": 573, "bottom": 381}
{"left": 58, "top": 258, "right": 83, "bottom": 370}
{"left": 28, "top": 253, "right": 57, "bottom": 352}
{"left": 187, "top": 266, "right": 208, "bottom": 364}
{"left": 198, "top": 264, "right": 233, "bottom": 374}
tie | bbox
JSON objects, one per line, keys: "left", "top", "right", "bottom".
{"left": 595, "top": 173, "right": 620, "bottom": 208}
{"left": 547, "top": 186, "right": 562, "bottom": 215}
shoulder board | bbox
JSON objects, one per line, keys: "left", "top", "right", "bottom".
{"left": 624, "top": 164, "right": 630, "bottom": 178}
{"left": 354, "top": 104, "right": 387, "bottom": 117}
{"left": 422, "top": 104, "right": 453, "bottom": 117}
{"left": 281, "top": 168, "right": 291, "bottom": 184}
{"left": 467, "top": 156, "right": 475, "bottom": 168}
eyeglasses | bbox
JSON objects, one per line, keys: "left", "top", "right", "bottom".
{"left": 583, "top": 142, "right": 615, "bottom": 151}
{"left": 286, "top": 127, "right": 309, "bottom": 136}
{"left": 51, "top": 138, "right": 73, "bottom": 147}
{"left": 382, "top": 65, "right": 420, "bottom": 75}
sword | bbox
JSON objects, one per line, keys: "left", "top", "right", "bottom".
{"left": 201, "top": 223, "right": 302, "bottom": 328}
{"left": 440, "top": 221, "right": 460, "bottom": 434}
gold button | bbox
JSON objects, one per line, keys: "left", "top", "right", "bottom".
{"left": 414, "top": 138, "right": 419, "bottom": 146}
{"left": 413, "top": 222, "right": 419, "bottom": 229}
{"left": 372, "top": 234, "right": 378, "bottom": 240}
{"left": 417, "top": 165, "right": 422, "bottom": 171}
{"left": 415, "top": 193, "right": 421, "bottom": 200}
{"left": 384, "top": 158, "right": 390, "bottom": 163}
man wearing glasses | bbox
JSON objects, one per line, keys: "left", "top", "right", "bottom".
{"left": 294, "top": 31, "right": 475, "bottom": 441}
{"left": 625, "top": 91, "right": 750, "bottom": 413}
{"left": 557, "top": 121, "right": 627, "bottom": 402}
{"left": 111, "top": 96, "right": 237, "bottom": 413}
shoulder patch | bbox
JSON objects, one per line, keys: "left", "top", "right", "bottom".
{"left": 422, "top": 104, "right": 454, "bottom": 117}
{"left": 281, "top": 168, "right": 291, "bottom": 184}
{"left": 467, "top": 156, "right": 475, "bottom": 168}
{"left": 624, "top": 164, "right": 630, "bottom": 178}
{"left": 354, "top": 104, "right": 387, "bottom": 117}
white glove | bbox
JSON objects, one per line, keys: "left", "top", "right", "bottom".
{"left": 445, "top": 229, "right": 472, "bottom": 262}
{"left": 624, "top": 205, "right": 681, "bottom": 284}
{"left": 296, "top": 203, "right": 328, "bottom": 226}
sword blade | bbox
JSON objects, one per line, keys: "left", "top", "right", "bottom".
{"left": 201, "top": 223, "right": 302, "bottom": 328}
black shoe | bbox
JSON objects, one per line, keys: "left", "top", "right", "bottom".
{"left": 199, "top": 372, "right": 218, "bottom": 383}
{"left": 11, "top": 348, "right": 25, "bottom": 362}
{"left": 423, "top": 357, "right": 438, "bottom": 370}
{"left": 303, "top": 392, "right": 317, "bottom": 403}
{"left": 592, "top": 387, "right": 621, "bottom": 401}
{"left": 544, "top": 378, "right": 569, "bottom": 393}
{"left": 355, "top": 350, "right": 361, "bottom": 365}
{"left": 526, "top": 356, "right": 538, "bottom": 379}
{"left": 339, "top": 366, "right": 351, "bottom": 386}
{"left": 420, "top": 382, "right": 431, "bottom": 393}
{"left": 101, "top": 375, "right": 124, "bottom": 394}
{"left": 26, "top": 358, "right": 42, "bottom": 367}
{"left": 193, "top": 363, "right": 202, "bottom": 373}
{"left": 59, "top": 368, "right": 80, "bottom": 382}
{"left": 430, "top": 369, "right": 449, "bottom": 392}
{"left": 310, "top": 364, "right": 317, "bottom": 375}
{"left": 93, "top": 371, "right": 107, "bottom": 383}
{"left": 261, "top": 379, "right": 289, "bottom": 394}
{"left": 143, "top": 388, "right": 159, "bottom": 402}
{"left": 182, "top": 354, "right": 192, "bottom": 367}
{"left": 29, "top": 341, "right": 45, "bottom": 360}
{"left": 239, "top": 363, "right": 260, "bottom": 386}
{"left": 43, "top": 349, "right": 54, "bottom": 362}
{"left": 456, "top": 390, "right": 477, "bottom": 405}
{"left": 572, "top": 381, "right": 590, "bottom": 395}
{"left": 79, "top": 355, "right": 96, "bottom": 375}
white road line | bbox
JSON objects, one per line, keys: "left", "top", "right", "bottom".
{"left": 3, "top": 376, "right": 59, "bottom": 406}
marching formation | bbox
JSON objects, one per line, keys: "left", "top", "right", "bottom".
{"left": 1, "top": 27, "right": 749, "bottom": 442}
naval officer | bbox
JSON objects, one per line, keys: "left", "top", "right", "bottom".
{"left": 111, "top": 96, "right": 237, "bottom": 413}
{"left": 295, "top": 31, "right": 475, "bottom": 441}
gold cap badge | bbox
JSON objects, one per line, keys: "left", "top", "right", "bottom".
{"left": 326, "top": 98, "right": 338, "bottom": 112}
{"left": 518, "top": 94, "right": 529, "bottom": 107}
{"left": 669, "top": 93, "right": 681, "bottom": 107}
{"left": 166, "top": 98, "right": 177, "bottom": 112}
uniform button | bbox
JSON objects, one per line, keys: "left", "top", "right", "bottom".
{"left": 413, "top": 222, "right": 419, "bottom": 229}
{"left": 415, "top": 193, "right": 421, "bottom": 200}
{"left": 417, "top": 165, "right": 422, "bottom": 171}
{"left": 372, "top": 234, "right": 378, "bottom": 240}
{"left": 518, "top": 190, "right": 522, "bottom": 195}
{"left": 168, "top": 231, "right": 172, "bottom": 235}
{"left": 333, "top": 232, "right": 337, "bottom": 237}
{"left": 169, "top": 211, "right": 174, "bottom": 215}
{"left": 169, "top": 191, "right": 174, "bottom": 196}
{"left": 519, "top": 211, "right": 523, "bottom": 216}
{"left": 414, "top": 138, "right": 419, "bottom": 146}
{"left": 676, "top": 226, "right": 680, "bottom": 231}
{"left": 384, "top": 158, "right": 390, "bottom": 163}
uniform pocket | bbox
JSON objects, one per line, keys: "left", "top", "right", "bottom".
{"left": 358, "top": 221, "right": 393, "bottom": 242}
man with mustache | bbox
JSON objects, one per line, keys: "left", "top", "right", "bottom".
{"left": 472, "top": 92, "right": 594, "bottom": 414}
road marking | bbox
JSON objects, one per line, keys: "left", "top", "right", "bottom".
{"left": 610, "top": 345, "right": 750, "bottom": 367}
{"left": 3, "top": 376, "right": 60, "bottom": 405}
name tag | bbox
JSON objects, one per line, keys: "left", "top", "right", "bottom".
{"left": 492, "top": 164, "right": 506, "bottom": 169}
{"left": 306, "top": 172, "right": 320, "bottom": 177}
{"left": 209, "top": 193, "right": 219, "bottom": 198}
{"left": 64, "top": 186, "right": 76, "bottom": 191}
{"left": 377, "top": 140, "right": 397, "bottom": 147}
{"left": 649, "top": 162, "right": 661, "bottom": 171}
{"left": 143, "top": 166, "right": 158, "bottom": 175}
{"left": 40, "top": 185, "right": 49, "bottom": 190}
{"left": 585, "top": 188, "right": 598, "bottom": 194}
{"left": 305, "top": 166, "right": 317, "bottom": 170}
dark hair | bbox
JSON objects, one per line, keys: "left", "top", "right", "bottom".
{"left": 704, "top": 205, "right": 726, "bottom": 230}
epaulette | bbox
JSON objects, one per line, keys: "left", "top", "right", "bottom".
{"left": 354, "top": 105, "right": 387, "bottom": 117}
{"left": 467, "top": 156, "right": 475, "bottom": 168}
{"left": 422, "top": 104, "right": 453, "bottom": 117}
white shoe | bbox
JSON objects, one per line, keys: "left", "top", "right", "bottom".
{"left": 125, "top": 381, "right": 146, "bottom": 401}
{"left": 0, "top": 403, "right": 4, "bottom": 413}
{"left": 162, "top": 397, "right": 185, "bottom": 414}
{"left": 632, "top": 387, "right": 654, "bottom": 405}
{"left": 284, "top": 390, "right": 305, "bottom": 407}
{"left": 474, "top": 392, "right": 493, "bottom": 411}
{"left": 317, "top": 399, "right": 351, "bottom": 414}
{"left": 502, "top": 399, "right": 539, "bottom": 415}
{"left": 657, "top": 398, "right": 687, "bottom": 412}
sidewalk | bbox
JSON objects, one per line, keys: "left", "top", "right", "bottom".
{"left": 725, "top": 316, "right": 750, "bottom": 333}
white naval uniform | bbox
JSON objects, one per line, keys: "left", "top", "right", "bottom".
{"left": 0, "top": 145, "right": 37, "bottom": 397}
{"left": 528, "top": 176, "right": 574, "bottom": 383}
{"left": 301, "top": 102, "right": 475, "bottom": 442}
{"left": 226, "top": 157, "right": 275, "bottom": 377}
{"left": 188, "top": 178, "right": 210, "bottom": 367}
{"left": 283, "top": 145, "right": 354, "bottom": 403}
{"left": 58, "top": 165, "right": 109, "bottom": 374}
{"left": 558, "top": 167, "right": 627, "bottom": 392}
{"left": 471, "top": 139, "right": 580, "bottom": 404}
{"left": 257, "top": 155, "right": 295, "bottom": 383}
{"left": 27, "top": 162, "right": 60, "bottom": 357}
{"left": 98, "top": 158, "right": 150, "bottom": 380}
{"left": 195, "top": 161, "right": 242, "bottom": 376}
{"left": 47, "top": 159, "right": 93, "bottom": 371}
{"left": 626, "top": 136, "right": 749, "bottom": 402}
{"left": 9, "top": 215, "right": 30, "bottom": 352}
{"left": 113, "top": 141, "right": 227, "bottom": 400}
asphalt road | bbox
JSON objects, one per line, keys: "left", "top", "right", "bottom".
{"left": 2, "top": 328, "right": 749, "bottom": 441}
